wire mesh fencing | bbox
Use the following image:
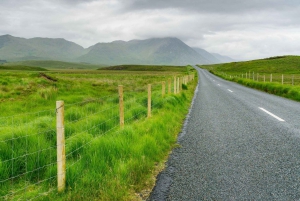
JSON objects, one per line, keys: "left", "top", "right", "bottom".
{"left": 222, "top": 72, "right": 300, "bottom": 86}
{"left": 0, "top": 74, "right": 195, "bottom": 200}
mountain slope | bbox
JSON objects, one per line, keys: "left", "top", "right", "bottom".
{"left": 78, "top": 37, "right": 210, "bottom": 65}
{"left": 211, "top": 53, "right": 235, "bottom": 63}
{"left": 192, "top": 47, "right": 220, "bottom": 64}
{"left": 0, "top": 34, "right": 234, "bottom": 66}
{"left": 0, "top": 35, "right": 85, "bottom": 61}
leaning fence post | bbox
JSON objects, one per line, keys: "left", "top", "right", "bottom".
{"left": 56, "top": 100, "right": 66, "bottom": 192}
{"left": 162, "top": 81, "right": 166, "bottom": 97}
{"left": 118, "top": 85, "right": 124, "bottom": 128}
{"left": 148, "top": 84, "right": 151, "bottom": 118}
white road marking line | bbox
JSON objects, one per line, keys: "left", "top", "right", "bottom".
{"left": 227, "top": 89, "right": 233, "bottom": 92}
{"left": 259, "top": 107, "right": 285, "bottom": 122}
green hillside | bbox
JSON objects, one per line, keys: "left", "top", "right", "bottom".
{"left": 200, "top": 55, "right": 300, "bottom": 102}
{"left": 3, "top": 60, "right": 106, "bottom": 70}
{"left": 78, "top": 37, "right": 208, "bottom": 65}
{"left": 100, "top": 64, "right": 189, "bottom": 72}
{"left": 201, "top": 56, "right": 300, "bottom": 74}
{"left": 0, "top": 35, "right": 84, "bottom": 61}
{"left": 0, "top": 35, "right": 234, "bottom": 66}
{"left": 0, "top": 65, "right": 47, "bottom": 71}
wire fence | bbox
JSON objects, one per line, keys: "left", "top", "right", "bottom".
{"left": 0, "top": 74, "right": 195, "bottom": 200}
{"left": 221, "top": 72, "right": 300, "bottom": 86}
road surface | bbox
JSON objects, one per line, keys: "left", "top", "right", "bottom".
{"left": 148, "top": 67, "right": 300, "bottom": 200}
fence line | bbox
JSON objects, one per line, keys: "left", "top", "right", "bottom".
{"left": 221, "top": 72, "right": 300, "bottom": 86}
{"left": 0, "top": 73, "right": 195, "bottom": 200}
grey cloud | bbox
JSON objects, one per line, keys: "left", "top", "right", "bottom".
{"left": 123, "top": 0, "right": 300, "bottom": 14}
{"left": 1, "top": 0, "right": 300, "bottom": 60}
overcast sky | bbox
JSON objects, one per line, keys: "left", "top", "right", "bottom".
{"left": 1, "top": 0, "right": 300, "bottom": 60}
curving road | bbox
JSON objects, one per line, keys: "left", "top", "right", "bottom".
{"left": 148, "top": 66, "right": 300, "bottom": 200}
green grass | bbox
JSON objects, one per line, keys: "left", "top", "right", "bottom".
{"left": 200, "top": 55, "right": 300, "bottom": 102}
{"left": 100, "top": 64, "right": 190, "bottom": 72}
{"left": 2, "top": 60, "right": 106, "bottom": 70}
{"left": 0, "top": 65, "right": 47, "bottom": 71}
{"left": 201, "top": 55, "right": 300, "bottom": 74}
{"left": 0, "top": 65, "right": 197, "bottom": 200}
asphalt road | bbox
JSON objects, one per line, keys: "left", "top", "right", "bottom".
{"left": 148, "top": 67, "right": 300, "bottom": 200}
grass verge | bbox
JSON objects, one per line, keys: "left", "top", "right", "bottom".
{"left": 0, "top": 65, "right": 197, "bottom": 200}
{"left": 209, "top": 71, "right": 300, "bottom": 102}
{"left": 199, "top": 55, "right": 300, "bottom": 102}
{"left": 43, "top": 82, "right": 197, "bottom": 200}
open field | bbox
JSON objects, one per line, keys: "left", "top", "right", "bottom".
{"left": 201, "top": 56, "right": 300, "bottom": 74}
{"left": 0, "top": 65, "right": 47, "bottom": 71}
{"left": 200, "top": 56, "right": 300, "bottom": 101}
{"left": 101, "top": 64, "right": 189, "bottom": 72}
{"left": 0, "top": 65, "right": 197, "bottom": 200}
{"left": 1, "top": 60, "right": 106, "bottom": 70}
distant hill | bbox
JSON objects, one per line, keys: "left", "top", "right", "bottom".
{"left": 200, "top": 55, "right": 300, "bottom": 74}
{"left": 0, "top": 35, "right": 84, "bottom": 62}
{"left": 79, "top": 37, "right": 210, "bottom": 65}
{"left": 99, "top": 64, "right": 187, "bottom": 72}
{"left": 192, "top": 47, "right": 220, "bottom": 64}
{"left": 0, "top": 65, "right": 47, "bottom": 71}
{"left": 3, "top": 60, "right": 106, "bottom": 70}
{"left": 211, "top": 53, "right": 235, "bottom": 63}
{"left": 192, "top": 47, "right": 235, "bottom": 64}
{"left": 0, "top": 34, "right": 234, "bottom": 66}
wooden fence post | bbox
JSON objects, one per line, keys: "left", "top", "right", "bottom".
{"left": 292, "top": 75, "right": 294, "bottom": 85}
{"left": 264, "top": 75, "right": 265, "bottom": 82}
{"left": 270, "top": 74, "right": 272, "bottom": 82}
{"left": 181, "top": 77, "right": 183, "bottom": 91}
{"left": 177, "top": 77, "right": 180, "bottom": 93}
{"left": 162, "top": 81, "right": 166, "bottom": 97}
{"left": 168, "top": 79, "right": 171, "bottom": 94}
{"left": 56, "top": 101, "right": 66, "bottom": 193}
{"left": 148, "top": 84, "right": 151, "bottom": 118}
{"left": 282, "top": 74, "right": 284, "bottom": 85}
{"left": 118, "top": 85, "right": 124, "bottom": 128}
{"left": 253, "top": 72, "right": 254, "bottom": 80}
{"left": 174, "top": 77, "right": 176, "bottom": 94}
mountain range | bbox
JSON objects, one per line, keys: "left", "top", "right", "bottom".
{"left": 0, "top": 34, "right": 234, "bottom": 65}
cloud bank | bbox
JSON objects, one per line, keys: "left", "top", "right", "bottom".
{"left": 1, "top": 0, "right": 300, "bottom": 60}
